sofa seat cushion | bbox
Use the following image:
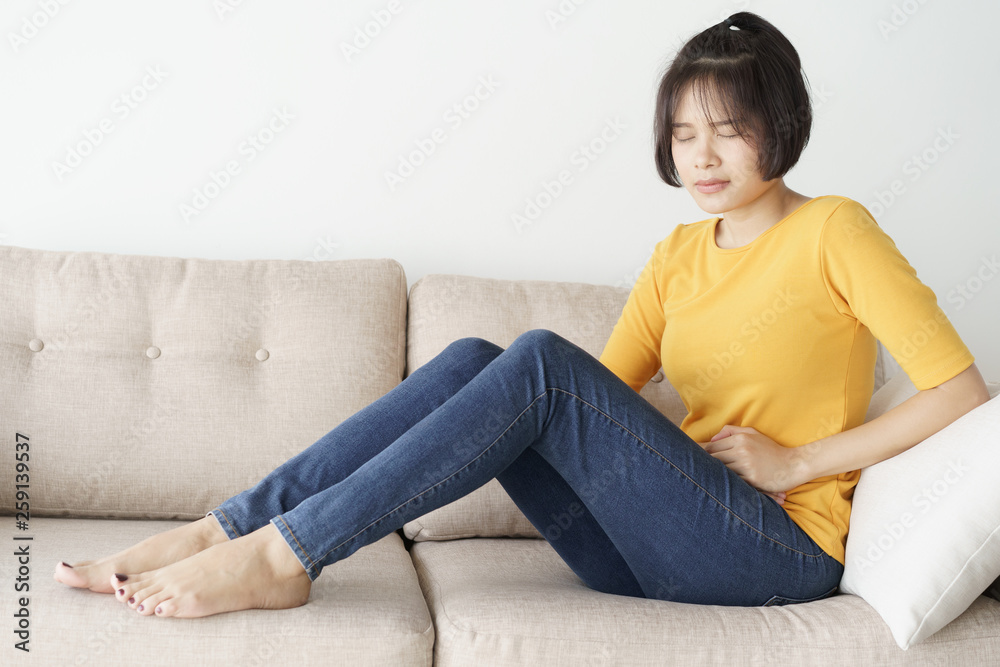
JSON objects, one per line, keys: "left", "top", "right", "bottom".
{"left": 18, "top": 518, "right": 433, "bottom": 666}
{"left": 410, "top": 537, "right": 1000, "bottom": 666}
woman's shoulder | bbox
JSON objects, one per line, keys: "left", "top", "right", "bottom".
{"left": 810, "top": 195, "right": 888, "bottom": 222}
{"left": 811, "top": 195, "right": 884, "bottom": 238}
{"left": 666, "top": 215, "right": 715, "bottom": 241}
{"left": 805, "top": 195, "right": 874, "bottom": 220}
{"left": 649, "top": 218, "right": 713, "bottom": 260}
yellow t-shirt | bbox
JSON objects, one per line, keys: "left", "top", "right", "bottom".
{"left": 598, "top": 195, "right": 975, "bottom": 565}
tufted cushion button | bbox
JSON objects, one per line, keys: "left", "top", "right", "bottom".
{"left": 650, "top": 369, "right": 665, "bottom": 383}
{"left": 255, "top": 348, "right": 269, "bottom": 362}
{"left": 146, "top": 346, "right": 161, "bottom": 359}
{"left": 28, "top": 338, "right": 44, "bottom": 352}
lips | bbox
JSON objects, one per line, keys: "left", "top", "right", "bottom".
{"left": 694, "top": 179, "right": 728, "bottom": 194}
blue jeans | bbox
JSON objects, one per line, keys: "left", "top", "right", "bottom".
{"left": 210, "top": 330, "right": 843, "bottom": 606}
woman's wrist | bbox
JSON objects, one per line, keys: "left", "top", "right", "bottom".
{"left": 782, "top": 440, "right": 821, "bottom": 490}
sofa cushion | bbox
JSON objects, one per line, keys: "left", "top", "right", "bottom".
{"left": 0, "top": 246, "right": 406, "bottom": 519}
{"left": 14, "top": 518, "right": 432, "bottom": 666}
{"left": 410, "top": 537, "right": 1000, "bottom": 666}
{"left": 402, "top": 272, "right": 897, "bottom": 542}
{"left": 841, "top": 374, "right": 1000, "bottom": 649}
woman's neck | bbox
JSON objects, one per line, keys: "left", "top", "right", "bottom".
{"left": 716, "top": 182, "right": 812, "bottom": 249}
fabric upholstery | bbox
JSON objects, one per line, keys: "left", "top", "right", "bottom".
{"left": 9, "top": 519, "right": 432, "bottom": 666}
{"left": 411, "top": 537, "right": 1000, "bottom": 666}
{"left": 0, "top": 246, "right": 407, "bottom": 519}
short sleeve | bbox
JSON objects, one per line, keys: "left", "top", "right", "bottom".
{"left": 599, "top": 240, "right": 668, "bottom": 392}
{"left": 819, "top": 200, "right": 974, "bottom": 390}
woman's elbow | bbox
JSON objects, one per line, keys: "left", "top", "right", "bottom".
{"left": 935, "top": 363, "right": 992, "bottom": 414}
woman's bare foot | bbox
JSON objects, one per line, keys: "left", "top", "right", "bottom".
{"left": 111, "top": 523, "right": 311, "bottom": 618}
{"left": 53, "top": 515, "right": 229, "bottom": 593}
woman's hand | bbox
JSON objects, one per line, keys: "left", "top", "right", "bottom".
{"left": 701, "top": 425, "right": 803, "bottom": 496}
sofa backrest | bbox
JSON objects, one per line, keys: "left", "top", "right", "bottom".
{"left": 402, "top": 272, "right": 898, "bottom": 542}
{"left": 0, "top": 246, "right": 407, "bottom": 520}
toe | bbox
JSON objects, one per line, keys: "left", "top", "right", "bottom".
{"left": 113, "top": 579, "right": 137, "bottom": 603}
{"left": 130, "top": 583, "right": 161, "bottom": 611}
{"left": 54, "top": 561, "right": 93, "bottom": 590}
{"left": 153, "top": 598, "right": 177, "bottom": 618}
{"left": 113, "top": 574, "right": 153, "bottom": 605}
{"left": 54, "top": 561, "right": 73, "bottom": 583}
{"left": 139, "top": 590, "right": 170, "bottom": 617}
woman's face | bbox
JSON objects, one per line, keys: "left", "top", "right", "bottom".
{"left": 670, "top": 86, "right": 778, "bottom": 215}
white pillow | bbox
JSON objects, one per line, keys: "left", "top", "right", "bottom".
{"left": 840, "top": 373, "right": 1000, "bottom": 649}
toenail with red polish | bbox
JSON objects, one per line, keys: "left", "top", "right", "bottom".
{"left": 61, "top": 562, "right": 74, "bottom": 568}
{"left": 138, "top": 605, "right": 144, "bottom": 612}
{"left": 117, "top": 589, "right": 125, "bottom": 596}
{"left": 128, "top": 597, "right": 135, "bottom": 604}
{"left": 155, "top": 607, "right": 162, "bottom": 614}
{"left": 114, "top": 573, "right": 127, "bottom": 581}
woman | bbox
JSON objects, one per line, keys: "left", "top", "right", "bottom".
{"left": 55, "top": 12, "right": 989, "bottom": 617}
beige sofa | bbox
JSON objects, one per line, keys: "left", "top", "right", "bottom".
{"left": 2, "top": 245, "right": 998, "bottom": 666}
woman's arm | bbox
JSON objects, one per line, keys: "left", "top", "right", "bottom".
{"left": 598, "top": 242, "right": 669, "bottom": 392}
{"left": 703, "top": 363, "right": 991, "bottom": 493}
{"left": 788, "top": 362, "right": 990, "bottom": 484}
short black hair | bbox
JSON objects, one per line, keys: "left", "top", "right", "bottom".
{"left": 653, "top": 12, "right": 812, "bottom": 187}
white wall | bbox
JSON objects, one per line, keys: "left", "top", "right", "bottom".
{"left": 2, "top": 0, "right": 998, "bottom": 380}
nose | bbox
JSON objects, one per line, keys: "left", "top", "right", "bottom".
{"left": 693, "top": 136, "right": 719, "bottom": 170}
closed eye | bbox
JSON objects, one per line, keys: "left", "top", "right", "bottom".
{"left": 673, "top": 133, "right": 739, "bottom": 142}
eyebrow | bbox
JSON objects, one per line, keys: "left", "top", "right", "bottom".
{"left": 671, "top": 119, "right": 738, "bottom": 128}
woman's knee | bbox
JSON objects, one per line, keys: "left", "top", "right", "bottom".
{"left": 444, "top": 336, "right": 504, "bottom": 362}
{"left": 509, "top": 328, "right": 568, "bottom": 354}
{"left": 447, "top": 330, "right": 581, "bottom": 373}
{"left": 508, "top": 329, "right": 586, "bottom": 367}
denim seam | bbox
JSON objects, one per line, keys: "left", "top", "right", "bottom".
{"left": 214, "top": 508, "right": 242, "bottom": 539}
{"left": 313, "top": 390, "right": 549, "bottom": 565}
{"left": 548, "top": 387, "right": 828, "bottom": 560}
{"left": 276, "top": 515, "right": 319, "bottom": 577}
